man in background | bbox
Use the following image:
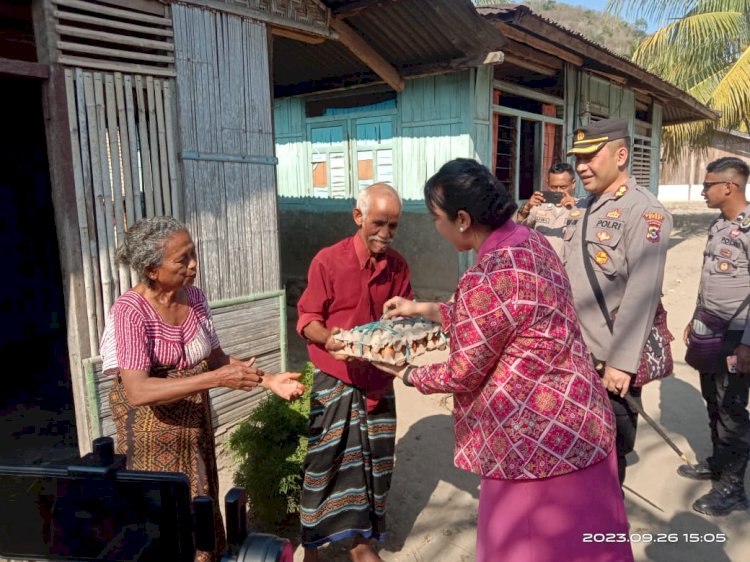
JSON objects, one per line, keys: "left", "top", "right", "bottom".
{"left": 516, "top": 162, "right": 578, "bottom": 255}
{"left": 680, "top": 157, "right": 750, "bottom": 516}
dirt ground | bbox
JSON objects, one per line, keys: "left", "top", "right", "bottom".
{"left": 264, "top": 204, "right": 749, "bottom": 562}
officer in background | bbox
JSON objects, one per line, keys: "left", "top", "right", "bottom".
{"left": 679, "top": 157, "right": 750, "bottom": 516}
{"left": 516, "top": 162, "right": 578, "bottom": 256}
{"left": 562, "top": 118, "right": 672, "bottom": 485}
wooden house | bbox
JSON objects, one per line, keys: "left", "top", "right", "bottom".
{"left": 273, "top": 3, "right": 717, "bottom": 297}
{"left": 0, "top": 0, "right": 340, "bottom": 458}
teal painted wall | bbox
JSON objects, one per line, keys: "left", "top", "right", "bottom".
{"left": 274, "top": 70, "right": 477, "bottom": 201}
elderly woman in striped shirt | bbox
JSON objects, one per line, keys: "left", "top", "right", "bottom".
{"left": 100, "top": 216, "right": 304, "bottom": 561}
{"left": 378, "top": 159, "right": 632, "bottom": 562}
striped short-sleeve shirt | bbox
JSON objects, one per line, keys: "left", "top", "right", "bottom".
{"left": 101, "top": 285, "right": 220, "bottom": 377}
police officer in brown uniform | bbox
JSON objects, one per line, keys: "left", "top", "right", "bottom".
{"left": 517, "top": 162, "right": 578, "bottom": 256}
{"left": 679, "top": 157, "right": 750, "bottom": 516}
{"left": 562, "top": 118, "right": 672, "bottom": 485}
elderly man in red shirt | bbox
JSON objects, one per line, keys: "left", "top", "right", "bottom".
{"left": 297, "top": 182, "right": 413, "bottom": 562}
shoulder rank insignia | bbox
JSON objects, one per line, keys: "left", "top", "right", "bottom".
{"left": 643, "top": 212, "right": 665, "bottom": 222}
{"left": 646, "top": 220, "right": 662, "bottom": 243}
{"left": 595, "top": 250, "right": 609, "bottom": 265}
{"left": 614, "top": 185, "right": 628, "bottom": 199}
{"left": 606, "top": 210, "right": 621, "bottom": 219}
{"left": 596, "top": 231, "right": 611, "bottom": 242}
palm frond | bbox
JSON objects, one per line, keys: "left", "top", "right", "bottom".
{"left": 708, "top": 45, "right": 750, "bottom": 128}
{"left": 633, "top": 11, "right": 748, "bottom": 61}
{"left": 606, "top": 0, "right": 698, "bottom": 27}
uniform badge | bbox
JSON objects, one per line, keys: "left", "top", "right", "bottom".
{"left": 596, "top": 231, "right": 611, "bottom": 242}
{"left": 595, "top": 250, "right": 609, "bottom": 265}
{"left": 719, "top": 261, "right": 731, "bottom": 272}
{"left": 730, "top": 229, "right": 742, "bottom": 238}
{"left": 643, "top": 211, "right": 665, "bottom": 222}
{"left": 646, "top": 220, "right": 662, "bottom": 243}
{"left": 570, "top": 210, "right": 581, "bottom": 218}
{"left": 615, "top": 185, "right": 628, "bottom": 199}
{"left": 720, "top": 248, "right": 732, "bottom": 258}
{"left": 606, "top": 210, "right": 621, "bottom": 219}
{"left": 537, "top": 210, "right": 547, "bottom": 217}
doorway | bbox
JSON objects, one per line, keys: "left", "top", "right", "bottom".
{"left": 0, "top": 75, "right": 78, "bottom": 464}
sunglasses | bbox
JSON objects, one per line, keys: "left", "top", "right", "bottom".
{"left": 702, "top": 180, "right": 737, "bottom": 190}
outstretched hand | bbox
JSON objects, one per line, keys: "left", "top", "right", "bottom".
{"left": 266, "top": 371, "right": 306, "bottom": 400}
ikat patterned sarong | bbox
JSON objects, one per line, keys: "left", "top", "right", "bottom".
{"left": 300, "top": 370, "right": 396, "bottom": 548}
{"left": 109, "top": 361, "right": 226, "bottom": 562}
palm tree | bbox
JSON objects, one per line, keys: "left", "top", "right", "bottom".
{"left": 608, "top": 0, "right": 750, "bottom": 161}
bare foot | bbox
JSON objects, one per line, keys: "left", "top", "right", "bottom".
{"left": 349, "top": 541, "right": 382, "bottom": 562}
{"left": 303, "top": 547, "right": 319, "bottom": 562}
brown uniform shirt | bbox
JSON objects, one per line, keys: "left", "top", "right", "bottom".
{"left": 517, "top": 202, "right": 575, "bottom": 256}
{"left": 698, "top": 204, "right": 750, "bottom": 343}
{"left": 562, "top": 177, "right": 672, "bottom": 373}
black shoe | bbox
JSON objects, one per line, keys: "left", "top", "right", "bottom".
{"left": 692, "top": 485, "right": 750, "bottom": 516}
{"left": 677, "top": 460, "right": 715, "bottom": 481}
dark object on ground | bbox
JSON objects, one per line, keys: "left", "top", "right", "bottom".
{"left": 0, "top": 437, "right": 292, "bottom": 562}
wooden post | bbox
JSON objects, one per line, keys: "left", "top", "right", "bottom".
{"left": 329, "top": 17, "right": 404, "bottom": 92}
{"left": 32, "top": 0, "right": 95, "bottom": 453}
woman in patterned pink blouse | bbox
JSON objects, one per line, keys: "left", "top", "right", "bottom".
{"left": 100, "top": 216, "right": 304, "bottom": 562}
{"left": 378, "top": 160, "right": 632, "bottom": 561}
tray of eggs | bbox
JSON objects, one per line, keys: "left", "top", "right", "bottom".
{"left": 332, "top": 317, "right": 447, "bottom": 366}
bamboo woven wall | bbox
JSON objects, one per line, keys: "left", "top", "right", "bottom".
{"left": 172, "top": 4, "right": 281, "bottom": 302}
{"left": 64, "top": 68, "right": 181, "bottom": 355}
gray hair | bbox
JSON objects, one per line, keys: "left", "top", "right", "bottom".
{"left": 356, "top": 182, "right": 401, "bottom": 218}
{"left": 116, "top": 216, "right": 188, "bottom": 286}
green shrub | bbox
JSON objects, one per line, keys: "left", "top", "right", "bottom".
{"left": 228, "top": 362, "right": 314, "bottom": 528}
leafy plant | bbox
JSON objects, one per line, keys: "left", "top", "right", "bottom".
{"left": 228, "top": 362, "right": 314, "bottom": 528}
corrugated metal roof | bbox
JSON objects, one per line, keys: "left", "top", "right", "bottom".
{"left": 477, "top": 4, "right": 717, "bottom": 125}
{"left": 273, "top": 0, "right": 507, "bottom": 97}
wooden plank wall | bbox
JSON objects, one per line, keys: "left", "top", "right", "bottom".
{"left": 400, "top": 72, "right": 472, "bottom": 200}
{"left": 649, "top": 103, "right": 663, "bottom": 194}
{"left": 471, "top": 66, "right": 493, "bottom": 166}
{"left": 64, "top": 68, "right": 180, "bottom": 354}
{"left": 273, "top": 71, "right": 476, "bottom": 201}
{"left": 172, "top": 4, "right": 281, "bottom": 302}
{"left": 274, "top": 97, "right": 308, "bottom": 197}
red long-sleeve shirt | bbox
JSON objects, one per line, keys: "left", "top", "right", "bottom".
{"left": 297, "top": 233, "right": 413, "bottom": 411}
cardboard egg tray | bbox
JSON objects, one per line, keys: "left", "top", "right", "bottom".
{"left": 332, "top": 317, "right": 447, "bottom": 366}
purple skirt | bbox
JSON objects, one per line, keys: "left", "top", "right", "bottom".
{"left": 477, "top": 449, "right": 633, "bottom": 562}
